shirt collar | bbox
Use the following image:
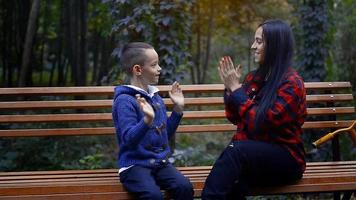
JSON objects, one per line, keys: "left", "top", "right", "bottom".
{"left": 125, "top": 85, "right": 159, "bottom": 98}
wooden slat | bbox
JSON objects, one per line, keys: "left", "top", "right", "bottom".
{"left": 2, "top": 172, "right": 355, "bottom": 186}
{"left": 1, "top": 161, "right": 354, "bottom": 177}
{"left": 307, "top": 107, "right": 355, "bottom": 115}
{"left": 0, "top": 192, "right": 133, "bottom": 200}
{"left": 0, "top": 170, "right": 355, "bottom": 197}
{"left": 2, "top": 171, "right": 356, "bottom": 185}
{"left": 1, "top": 94, "right": 353, "bottom": 110}
{"left": 0, "top": 85, "right": 226, "bottom": 96}
{"left": 0, "top": 82, "right": 351, "bottom": 96}
{"left": 304, "top": 82, "right": 351, "bottom": 89}
{"left": 302, "top": 120, "right": 354, "bottom": 129}
{"left": 0, "top": 113, "right": 113, "bottom": 123}
{"left": 0, "top": 100, "right": 113, "bottom": 110}
{"left": 0, "top": 107, "right": 354, "bottom": 123}
{"left": 0, "top": 127, "right": 116, "bottom": 137}
{"left": 0, "top": 86, "right": 115, "bottom": 96}
{"left": 0, "top": 120, "right": 354, "bottom": 137}
{"left": 0, "top": 97, "right": 224, "bottom": 110}
{"left": 1, "top": 162, "right": 355, "bottom": 181}
{"left": 306, "top": 94, "right": 353, "bottom": 102}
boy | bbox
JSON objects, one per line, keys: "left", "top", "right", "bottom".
{"left": 112, "top": 42, "right": 193, "bottom": 199}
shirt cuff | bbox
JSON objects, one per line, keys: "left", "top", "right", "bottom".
{"left": 230, "top": 86, "right": 249, "bottom": 104}
{"left": 170, "top": 110, "right": 183, "bottom": 122}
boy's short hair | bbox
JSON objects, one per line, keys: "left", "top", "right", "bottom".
{"left": 120, "top": 42, "right": 154, "bottom": 76}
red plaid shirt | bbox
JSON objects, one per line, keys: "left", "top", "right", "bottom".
{"left": 224, "top": 67, "right": 307, "bottom": 171}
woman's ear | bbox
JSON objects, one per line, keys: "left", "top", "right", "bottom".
{"left": 132, "top": 65, "right": 142, "bottom": 76}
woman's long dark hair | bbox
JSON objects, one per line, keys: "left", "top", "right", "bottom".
{"left": 254, "top": 19, "right": 295, "bottom": 132}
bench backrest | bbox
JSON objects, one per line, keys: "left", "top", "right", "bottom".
{"left": 0, "top": 82, "right": 354, "bottom": 160}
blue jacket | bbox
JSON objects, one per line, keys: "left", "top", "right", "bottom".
{"left": 112, "top": 85, "right": 183, "bottom": 168}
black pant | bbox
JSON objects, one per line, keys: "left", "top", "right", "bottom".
{"left": 119, "top": 164, "right": 194, "bottom": 200}
{"left": 202, "top": 140, "right": 303, "bottom": 200}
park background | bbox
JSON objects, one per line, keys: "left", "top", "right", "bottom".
{"left": 0, "top": 1, "right": 355, "bottom": 198}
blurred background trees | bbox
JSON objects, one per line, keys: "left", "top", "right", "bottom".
{"left": 0, "top": 0, "right": 355, "bottom": 173}
{"left": 3, "top": 0, "right": 356, "bottom": 88}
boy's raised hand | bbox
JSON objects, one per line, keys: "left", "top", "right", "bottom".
{"left": 136, "top": 94, "right": 154, "bottom": 125}
{"left": 169, "top": 81, "right": 185, "bottom": 113}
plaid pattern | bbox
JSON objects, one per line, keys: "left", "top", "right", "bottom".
{"left": 224, "top": 68, "right": 307, "bottom": 171}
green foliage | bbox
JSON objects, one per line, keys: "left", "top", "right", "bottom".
{"left": 330, "top": 0, "right": 356, "bottom": 96}
{"left": 79, "top": 153, "right": 105, "bottom": 169}
{"left": 107, "top": 0, "right": 194, "bottom": 84}
{"left": 1, "top": 0, "right": 355, "bottom": 176}
{"left": 173, "top": 132, "right": 232, "bottom": 166}
{"left": 0, "top": 136, "right": 117, "bottom": 171}
{"left": 291, "top": 0, "right": 330, "bottom": 81}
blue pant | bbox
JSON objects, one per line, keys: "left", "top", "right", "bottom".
{"left": 119, "top": 164, "right": 194, "bottom": 200}
{"left": 202, "top": 140, "right": 303, "bottom": 200}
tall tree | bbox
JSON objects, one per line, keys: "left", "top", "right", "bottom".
{"left": 190, "top": 0, "right": 215, "bottom": 84}
{"left": 79, "top": 0, "right": 88, "bottom": 86}
{"left": 108, "top": 0, "right": 193, "bottom": 84}
{"left": 19, "top": 0, "right": 40, "bottom": 86}
{"left": 292, "top": 0, "right": 329, "bottom": 81}
{"left": 331, "top": 0, "right": 356, "bottom": 95}
{"left": 66, "top": 0, "right": 88, "bottom": 86}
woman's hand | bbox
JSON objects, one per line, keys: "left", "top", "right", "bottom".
{"left": 136, "top": 94, "right": 154, "bottom": 125}
{"left": 169, "top": 81, "right": 185, "bottom": 113}
{"left": 218, "top": 56, "right": 242, "bottom": 92}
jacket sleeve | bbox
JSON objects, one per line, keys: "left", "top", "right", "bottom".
{"left": 166, "top": 110, "right": 183, "bottom": 139}
{"left": 113, "top": 95, "right": 150, "bottom": 146}
{"left": 227, "top": 76, "right": 306, "bottom": 130}
{"left": 224, "top": 89, "right": 241, "bottom": 125}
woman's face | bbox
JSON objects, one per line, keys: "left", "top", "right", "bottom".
{"left": 251, "top": 27, "right": 265, "bottom": 65}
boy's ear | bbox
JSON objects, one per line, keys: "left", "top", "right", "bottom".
{"left": 132, "top": 65, "right": 142, "bottom": 76}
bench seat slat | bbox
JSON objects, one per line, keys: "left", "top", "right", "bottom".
{"left": 0, "top": 192, "right": 133, "bottom": 200}
{"left": 2, "top": 169, "right": 355, "bottom": 182}
{"left": 1, "top": 160, "right": 354, "bottom": 177}
{"left": 1, "top": 175, "right": 355, "bottom": 197}
{"left": 2, "top": 173, "right": 356, "bottom": 187}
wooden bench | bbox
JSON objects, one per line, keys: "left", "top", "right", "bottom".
{"left": 0, "top": 82, "right": 355, "bottom": 199}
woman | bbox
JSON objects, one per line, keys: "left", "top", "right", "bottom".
{"left": 202, "top": 19, "right": 307, "bottom": 200}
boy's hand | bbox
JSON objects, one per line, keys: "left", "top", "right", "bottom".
{"left": 218, "top": 56, "right": 242, "bottom": 92}
{"left": 136, "top": 94, "right": 154, "bottom": 125}
{"left": 169, "top": 81, "right": 185, "bottom": 113}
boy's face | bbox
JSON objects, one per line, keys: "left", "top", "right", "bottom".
{"left": 138, "top": 49, "right": 161, "bottom": 85}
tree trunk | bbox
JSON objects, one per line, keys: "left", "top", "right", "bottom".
{"left": 19, "top": 0, "right": 40, "bottom": 87}
{"left": 192, "top": 3, "right": 201, "bottom": 84}
{"left": 92, "top": 32, "right": 100, "bottom": 84}
{"left": 201, "top": 0, "right": 214, "bottom": 84}
{"left": 79, "top": 0, "right": 88, "bottom": 86}
{"left": 97, "top": 37, "right": 109, "bottom": 85}
{"left": 39, "top": 1, "right": 50, "bottom": 85}
{"left": 57, "top": 0, "right": 65, "bottom": 86}
{"left": 1, "top": 1, "right": 10, "bottom": 86}
{"left": 67, "top": 0, "right": 77, "bottom": 85}
{"left": 97, "top": 35, "right": 115, "bottom": 86}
